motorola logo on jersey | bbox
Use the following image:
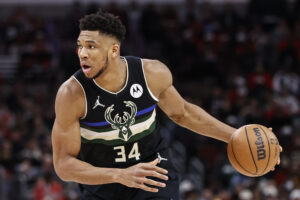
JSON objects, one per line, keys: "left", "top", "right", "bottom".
{"left": 130, "top": 84, "right": 143, "bottom": 98}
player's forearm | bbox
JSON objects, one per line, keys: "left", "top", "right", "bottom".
{"left": 173, "top": 102, "right": 236, "bottom": 143}
{"left": 55, "top": 155, "right": 121, "bottom": 185}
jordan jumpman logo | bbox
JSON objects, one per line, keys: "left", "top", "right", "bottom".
{"left": 93, "top": 96, "right": 105, "bottom": 109}
{"left": 157, "top": 152, "right": 168, "bottom": 163}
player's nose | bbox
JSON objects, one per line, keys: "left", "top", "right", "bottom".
{"left": 78, "top": 47, "right": 88, "bottom": 59}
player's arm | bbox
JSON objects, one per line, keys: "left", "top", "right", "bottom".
{"left": 52, "top": 78, "right": 168, "bottom": 191}
{"left": 143, "top": 59, "right": 236, "bottom": 143}
{"left": 52, "top": 78, "right": 120, "bottom": 184}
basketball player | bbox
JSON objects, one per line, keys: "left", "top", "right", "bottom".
{"left": 51, "top": 10, "right": 281, "bottom": 200}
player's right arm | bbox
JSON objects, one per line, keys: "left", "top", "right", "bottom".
{"left": 52, "top": 78, "right": 119, "bottom": 184}
{"left": 52, "top": 78, "right": 168, "bottom": 191}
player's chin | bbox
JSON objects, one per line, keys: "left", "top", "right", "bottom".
{"left": 82, "top": 72, "right": 91, "bottom": 78}
{"left": 82, "top": 68, "right": 93, "bottom": 78}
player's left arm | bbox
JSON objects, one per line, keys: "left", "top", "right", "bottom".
{"left": 143, "top": 59, "right": 236, "bottom": 143}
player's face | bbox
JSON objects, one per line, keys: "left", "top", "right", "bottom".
{"left": 77, "top": 31, "right": 111, "bottom": 79}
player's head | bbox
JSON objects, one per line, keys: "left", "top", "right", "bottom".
{"left": 77, "top": 10, "right": 126, "bottom": 79}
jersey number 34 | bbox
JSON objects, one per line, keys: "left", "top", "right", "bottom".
{"left": 113, "top": 142, "right": 141, "bottom": 162}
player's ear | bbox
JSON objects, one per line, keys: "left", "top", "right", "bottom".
{"left": 111, "top": 43, "right": 120, "bottom": 58}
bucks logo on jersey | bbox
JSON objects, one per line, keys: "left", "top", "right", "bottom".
{"left": 104, "top": 101, "right": 137, "bottom": 141}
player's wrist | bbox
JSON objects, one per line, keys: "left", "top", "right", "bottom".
{"left": 112, "top": 168, "right": 123, "bottom": 184}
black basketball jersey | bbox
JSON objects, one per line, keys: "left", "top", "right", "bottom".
{"left": 73, "top": 56, "right": 168, "bottom": 169}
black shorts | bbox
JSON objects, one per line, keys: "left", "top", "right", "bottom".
{"left": 79, "top": 150, "right": 180, "bottom": 200}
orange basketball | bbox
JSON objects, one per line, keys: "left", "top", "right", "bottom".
{"left": 227, "top": 124, "right": 280, "bottom": 177}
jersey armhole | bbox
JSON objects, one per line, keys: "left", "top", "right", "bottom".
{"left": 72, "top": 76, "right": 87, "bottom": 119}
{"left": 140, "top": 59, "right": 159, "bottom": 102}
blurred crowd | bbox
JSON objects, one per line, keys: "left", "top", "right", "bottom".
{"left": 0, "top": 0, "right": 300, "bottom": 199}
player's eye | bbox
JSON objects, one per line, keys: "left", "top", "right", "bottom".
{"left": 89, "top": 45, "right": 95, "bottom": 49}
{"left": 77, "top": 44, "right": 83, "bottom": 49}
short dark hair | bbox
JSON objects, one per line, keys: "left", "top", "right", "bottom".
{"left": 79, "top": 9, "right": 126, "bottom": 42}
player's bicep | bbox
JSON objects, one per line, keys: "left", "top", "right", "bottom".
{"left": 158, "top": 85, "right": 186, "bottom": 121}
{"left": 52, "top": 118, "right": 81, "bottom": 160}
{"left": 51, "top": 116, "right": 82, "bottom": 180}
{"left": 143, "top": 59, "right": 186, "bottom": 121}
{"left": 52, "top": 84, "right": 82, "bottom": 166}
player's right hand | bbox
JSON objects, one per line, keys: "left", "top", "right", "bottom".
{"left": 117, "top": 158, "right": 168, "bottom": 192}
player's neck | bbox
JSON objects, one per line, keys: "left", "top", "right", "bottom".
{"left": 93, "top": 57, "right": 127, "bottom": 93}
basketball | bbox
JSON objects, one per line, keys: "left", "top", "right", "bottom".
{"left": 227, "top": 124, "right": 280, "bottom": 177}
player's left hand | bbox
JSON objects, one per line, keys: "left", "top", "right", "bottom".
{"left": 269, "top": 127, "right": 282, "bottom": 171}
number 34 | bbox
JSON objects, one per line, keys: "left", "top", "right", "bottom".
{"left": 113, "top": 142, "right": 141, "bottom": 162}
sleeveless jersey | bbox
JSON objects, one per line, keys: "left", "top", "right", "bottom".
{"left": 73, "top": 56, "right": 168, "bottom": 169}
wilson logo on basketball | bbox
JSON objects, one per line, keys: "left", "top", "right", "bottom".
{"left": 253, "top": 128, "right": 266, "bottom": 160}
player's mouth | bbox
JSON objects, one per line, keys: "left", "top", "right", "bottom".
{"left": 81, "top": 63, "right": 92, "bottom": 73}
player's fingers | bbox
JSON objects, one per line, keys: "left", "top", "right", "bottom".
{"left": 142, "top": 161, "right": 168, "bottom": 173}
{"left": 153, "top": 166, "right": 168, "bottom": 175}
{"left": 143, "top": 164, "right": 168, "bottom": 175}
{"left": 143, "top": 170, "right": 169, "bottom": 181}
{"left": 268, "top": 127, "right": 273, "bottom": 131}
{"left": 137, "top": 183, "right": 159, "bottom": 193}
{"left": 140, "top": 159, "right": 159, "bottom": 169}
{"left": 277, "top": 156, "right": 281, "bottom": 165}
{"left": 137, "top": 177, "right": 166, "bottom": 188}
{"left": 150, "top": 158, "right": 159, "bottom": 166}
{"left": 277, "top": 146, "right": 282, "bottom": 165}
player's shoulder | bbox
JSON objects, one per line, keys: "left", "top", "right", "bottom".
{"left": 142, "top": 59, "right": 171, "bottom": 74}
{"left": 141, "top": 58, "right": 173, "bottom": 98}
{"left": 141, "top": 58, "right": 172, "bottom": 81}
{"left": 55, "top": 76, "right": 85, "bottom": 118}
{"left": 58, "top": 77, "right": 82, "bottom": 97}
{"left": 56, "top": 76, "right": 84, "bottom": 105}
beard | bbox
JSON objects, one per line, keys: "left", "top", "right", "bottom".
{"left": 89, "top": 56, "right": 108, "bottom": 80}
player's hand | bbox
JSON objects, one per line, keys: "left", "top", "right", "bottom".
{"left": 117, "top": 158, "right": 168, "bottom": 192}
{"left": 269, "top": 127, "right": 283, "bottom": 171}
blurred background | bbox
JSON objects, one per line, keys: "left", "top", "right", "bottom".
{"left": 0, "top": 0, "right": 300, "bottom": 199}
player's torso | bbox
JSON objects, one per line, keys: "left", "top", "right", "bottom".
{"left": 73, "top": 56, "right": 166, "bottom": 168}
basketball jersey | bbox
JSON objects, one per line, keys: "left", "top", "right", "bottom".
{"left": 73, "top": 56, "right": 168, "bottom": 169}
